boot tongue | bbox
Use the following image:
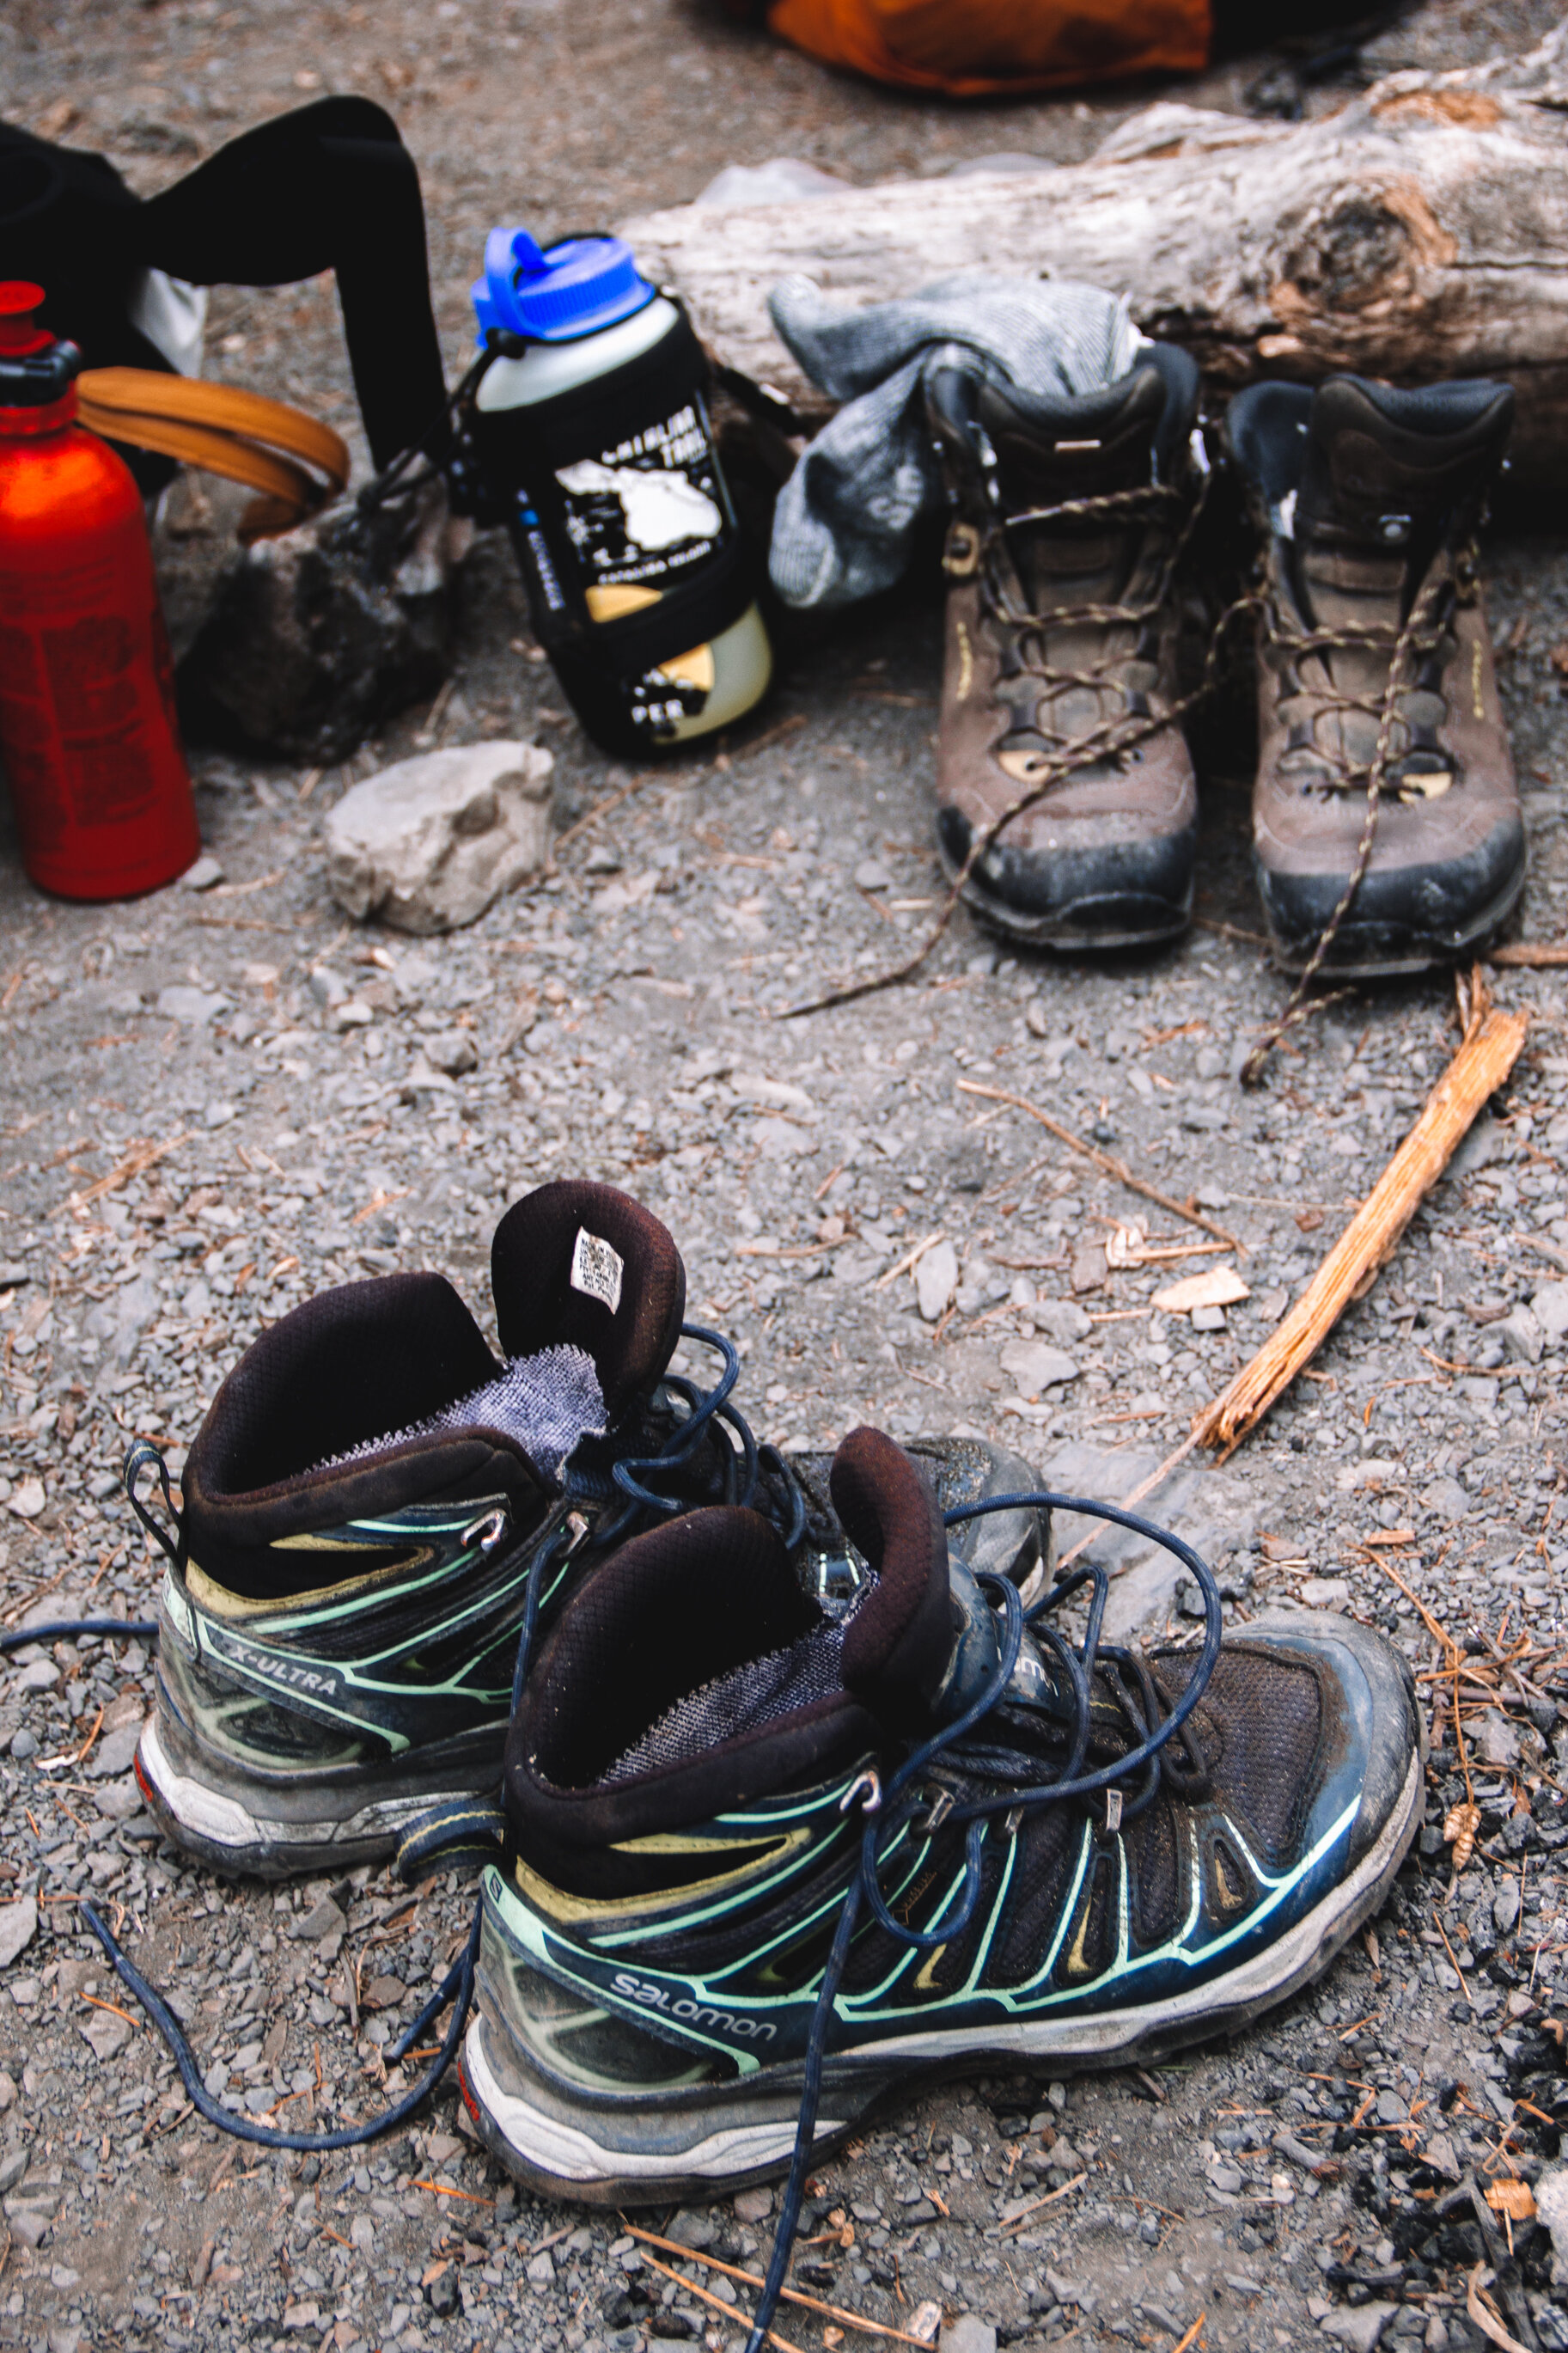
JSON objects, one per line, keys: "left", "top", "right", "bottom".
{"left": 1294, "top": 375, "right": 1512, "bottom": 628}
{"left": 973, "top": 364, "right": 1175, "bottom": 614}
{"left": 977, "top": 364, "right": 1168, "bottom": 513}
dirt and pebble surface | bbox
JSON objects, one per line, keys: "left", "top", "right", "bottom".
{"left": 7, "top": 3, "right": 1568, "bottom": 2352}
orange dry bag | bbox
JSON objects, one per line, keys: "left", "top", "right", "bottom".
{"left": 758, "top": 0, "right": 1211, "bottom": 97}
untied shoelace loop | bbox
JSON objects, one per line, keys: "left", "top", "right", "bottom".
{"left": 744, "top": 1484, "right": 1223, "bottom": 2353}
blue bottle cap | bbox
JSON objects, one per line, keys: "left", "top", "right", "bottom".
{"left": 471, "top": 227, "right": 656, "bottom": 346}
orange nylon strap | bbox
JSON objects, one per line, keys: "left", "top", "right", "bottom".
{"left": 76, "top": 367, "right": 351, "bottom": 543}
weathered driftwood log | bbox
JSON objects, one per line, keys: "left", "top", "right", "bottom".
{"left": 621, "top": 28, "right": 1568, "bottom": 483}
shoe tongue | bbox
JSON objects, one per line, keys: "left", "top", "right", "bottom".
{"left": 977, "top": 363, "right": 1169, "bottom": 510}
{"left": 1296, "top": 375, "right": 1511, "bottom": 548}
{"left": 491, "top": 1181, "right": 686, "bottom": 1422}
{"left": 832, "top": 1429, "right": 959, "bottom": 1733}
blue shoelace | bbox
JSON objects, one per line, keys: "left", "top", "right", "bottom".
{"left": 3, "top": 1455, "right": 1217, "bottom": 2245}
{"left": 1, "top": 1323, "right": 802, "bottom": 2156}
{"left": 741, "top": 1487, "right": 1221, "bottom": 2353}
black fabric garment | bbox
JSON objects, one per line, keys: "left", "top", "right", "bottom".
{"left": 0, "top": 98, "right": 448, "bottom": 474}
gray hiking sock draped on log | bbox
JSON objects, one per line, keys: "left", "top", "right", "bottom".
{"left": 766, "top": 271, "right": 1142, "bottom": 609}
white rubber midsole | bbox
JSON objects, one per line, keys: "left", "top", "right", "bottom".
{"left": 463, "top": 2023, "right": 845, "bottom": 2184}
{"left": 465, "top": 1751, "right": 1422, "bottom": 2190}
{"left": 137, "top": 1716, "right": 465, "bottom": 1857}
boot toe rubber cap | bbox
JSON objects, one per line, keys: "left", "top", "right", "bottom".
{"left": 1255, "top": 814, "right": 1526, "bottom": 965}
{"left": 939, "top": 805, "right": 1197, "bottom": 940}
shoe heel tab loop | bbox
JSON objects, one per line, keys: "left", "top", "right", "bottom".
{"left": 124, "top": 1439, "right": 180, "bottom": 1568}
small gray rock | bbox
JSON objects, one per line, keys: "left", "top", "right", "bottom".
{"left": 1476, "top": 1709, "right": 1521, "bottom": 1769}
{"left": 295, "top": 1896, "right": 348, "bottom": 1942}
{"left": 88, "top": 1721, "right": 144, "bottom": 1779}
{"left": 180, "top": 853, "right": 225, "bottom": 891}
{"left": 733, "top": 2185, "right": 772, "bottom": 2224}
{"left": 666, "top": 2209, "right": 717, "bottom": 2252}
{"left": 1535, "top": 2163, "right": 1568, "bottom": 2285}
{"left": 424, "top": 1030, "right": 479, "bottom": 1078}
{"left": 154, "top": 985, "right": 229, "bottom": 1024}
{"left": 943, "top": 2319, "right": 998, "bottom": 2353}
{"left": 1319, "top": 2302, "right": 1397, "bottom": 2351}
{"left": 1031, "top": 1298, "right": 1092, "bottom": 1345}
{"left": 999, "top": 1339, "right": 1079, "bottom": 1397}
{"left": 1499, "top": 1306, "right": 1544, "bottom": 1365}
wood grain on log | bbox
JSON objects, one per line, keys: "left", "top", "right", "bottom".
{"left": 621, "top": 29, "right": 1568, "bottom": 481}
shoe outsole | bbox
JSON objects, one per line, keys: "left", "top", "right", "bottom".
{"left": 458, "top": 1745, "right": 1424, "bottom": 2205}
{"left": 134, "top": 1714, "right": 502, "bottom": 1881}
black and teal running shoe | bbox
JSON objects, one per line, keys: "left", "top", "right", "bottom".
{"left": 134, "top": 1180, "right": 711, "bottom": 1879}
{"left": 460, "top": 1427, "right": 1422, "bottom": 2239}
{"left": 133, "top": 1182, "right": 1048, "bottom": 1884}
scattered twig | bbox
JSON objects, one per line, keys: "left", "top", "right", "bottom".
{"left": 62, "top": 1128, "right": 187, "bottom": 1213}
{"left": 1466, "top": 2262, "right": 1532, "bottom": 2353}
{"left": 553, "top": 769, "right": 657, "bottom": 851}
{"left": 623, "top": 2225, "right": 936, "bottom": 2348}
{"left": 954, "top": 1083, "right": 1242, "bottom": 1250}
{"left": 1435, "top": 1911, "right": 1476, "bottom": 2012}
{"left": 1487, "top": 942, "right": 1568, "bottom": 969}
{"left": 875, "top": 1231, "right": 946, "bottom": 1292}
{"left": 1193, "top": 992, "right": 1527, "bottom": 1455}
{"left": 634, "top": 2246, "right": 805, "bottom": 2353}
{"left": 999, "top": 2170, "right": 1088, "bottom": 2234}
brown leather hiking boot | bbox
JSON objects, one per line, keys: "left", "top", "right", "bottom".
{"left": 927, "top": 346, "right": 1204, "bottom": 950}
{"left": 1227, "top": 375, "right": 1525, "bottom": 976}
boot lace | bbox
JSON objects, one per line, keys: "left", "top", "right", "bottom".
{"left": 8, "top": 1326, "right": 805, "bottom": 2158}
{"left": 742, "top": 1483, "right": 1223, "bottom": 2353}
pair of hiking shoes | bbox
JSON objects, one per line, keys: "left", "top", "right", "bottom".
{"left": 133, "top": 1179, "right": 1424, "bottom": 2211}
{"left": 934, "top": 351, "right": 1524, "bottom": 975}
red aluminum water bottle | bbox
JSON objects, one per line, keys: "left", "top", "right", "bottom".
{"left": 0, "top": 280, "right": 199, "bottom": 899}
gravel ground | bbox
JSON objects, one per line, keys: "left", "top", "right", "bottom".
{"left": 5, "top": 5, "right": 1568, "bottom": 2353}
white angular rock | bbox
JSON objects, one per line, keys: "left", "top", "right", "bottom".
{"left": 916, "top": 1240, "right": 959, "bottom": 1323}
{"left": 1534, "top": 1282, "right": 1568, "bottom": 1342}
{"left": 325, "top": 740, "right": 553, "bottom": 934}
{"left": 1535, "top": 2162, "right": 1568, "bottom": 2284}
{"left": 0, "top": 1893, "right": 37, "bottom": 1969}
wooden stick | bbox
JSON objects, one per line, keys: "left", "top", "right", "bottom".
{"left": 1466, "top": 2262, "right": 1532, "bottom": 2353}
{"left": 1487, "top": 942, "right": 1568, "bottom": 969}
{"left": 955, "top": 1083, "right": 1242, "bottom": 1250}
{"left": 1191, "top": 999, "right": 1526, "bottom": 1455}
{"left": 634, "top": 2246, "right": 806, "bottom": 2353}
{"left": 624, "top": 2225, "right": 936, "bottom": 2349}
